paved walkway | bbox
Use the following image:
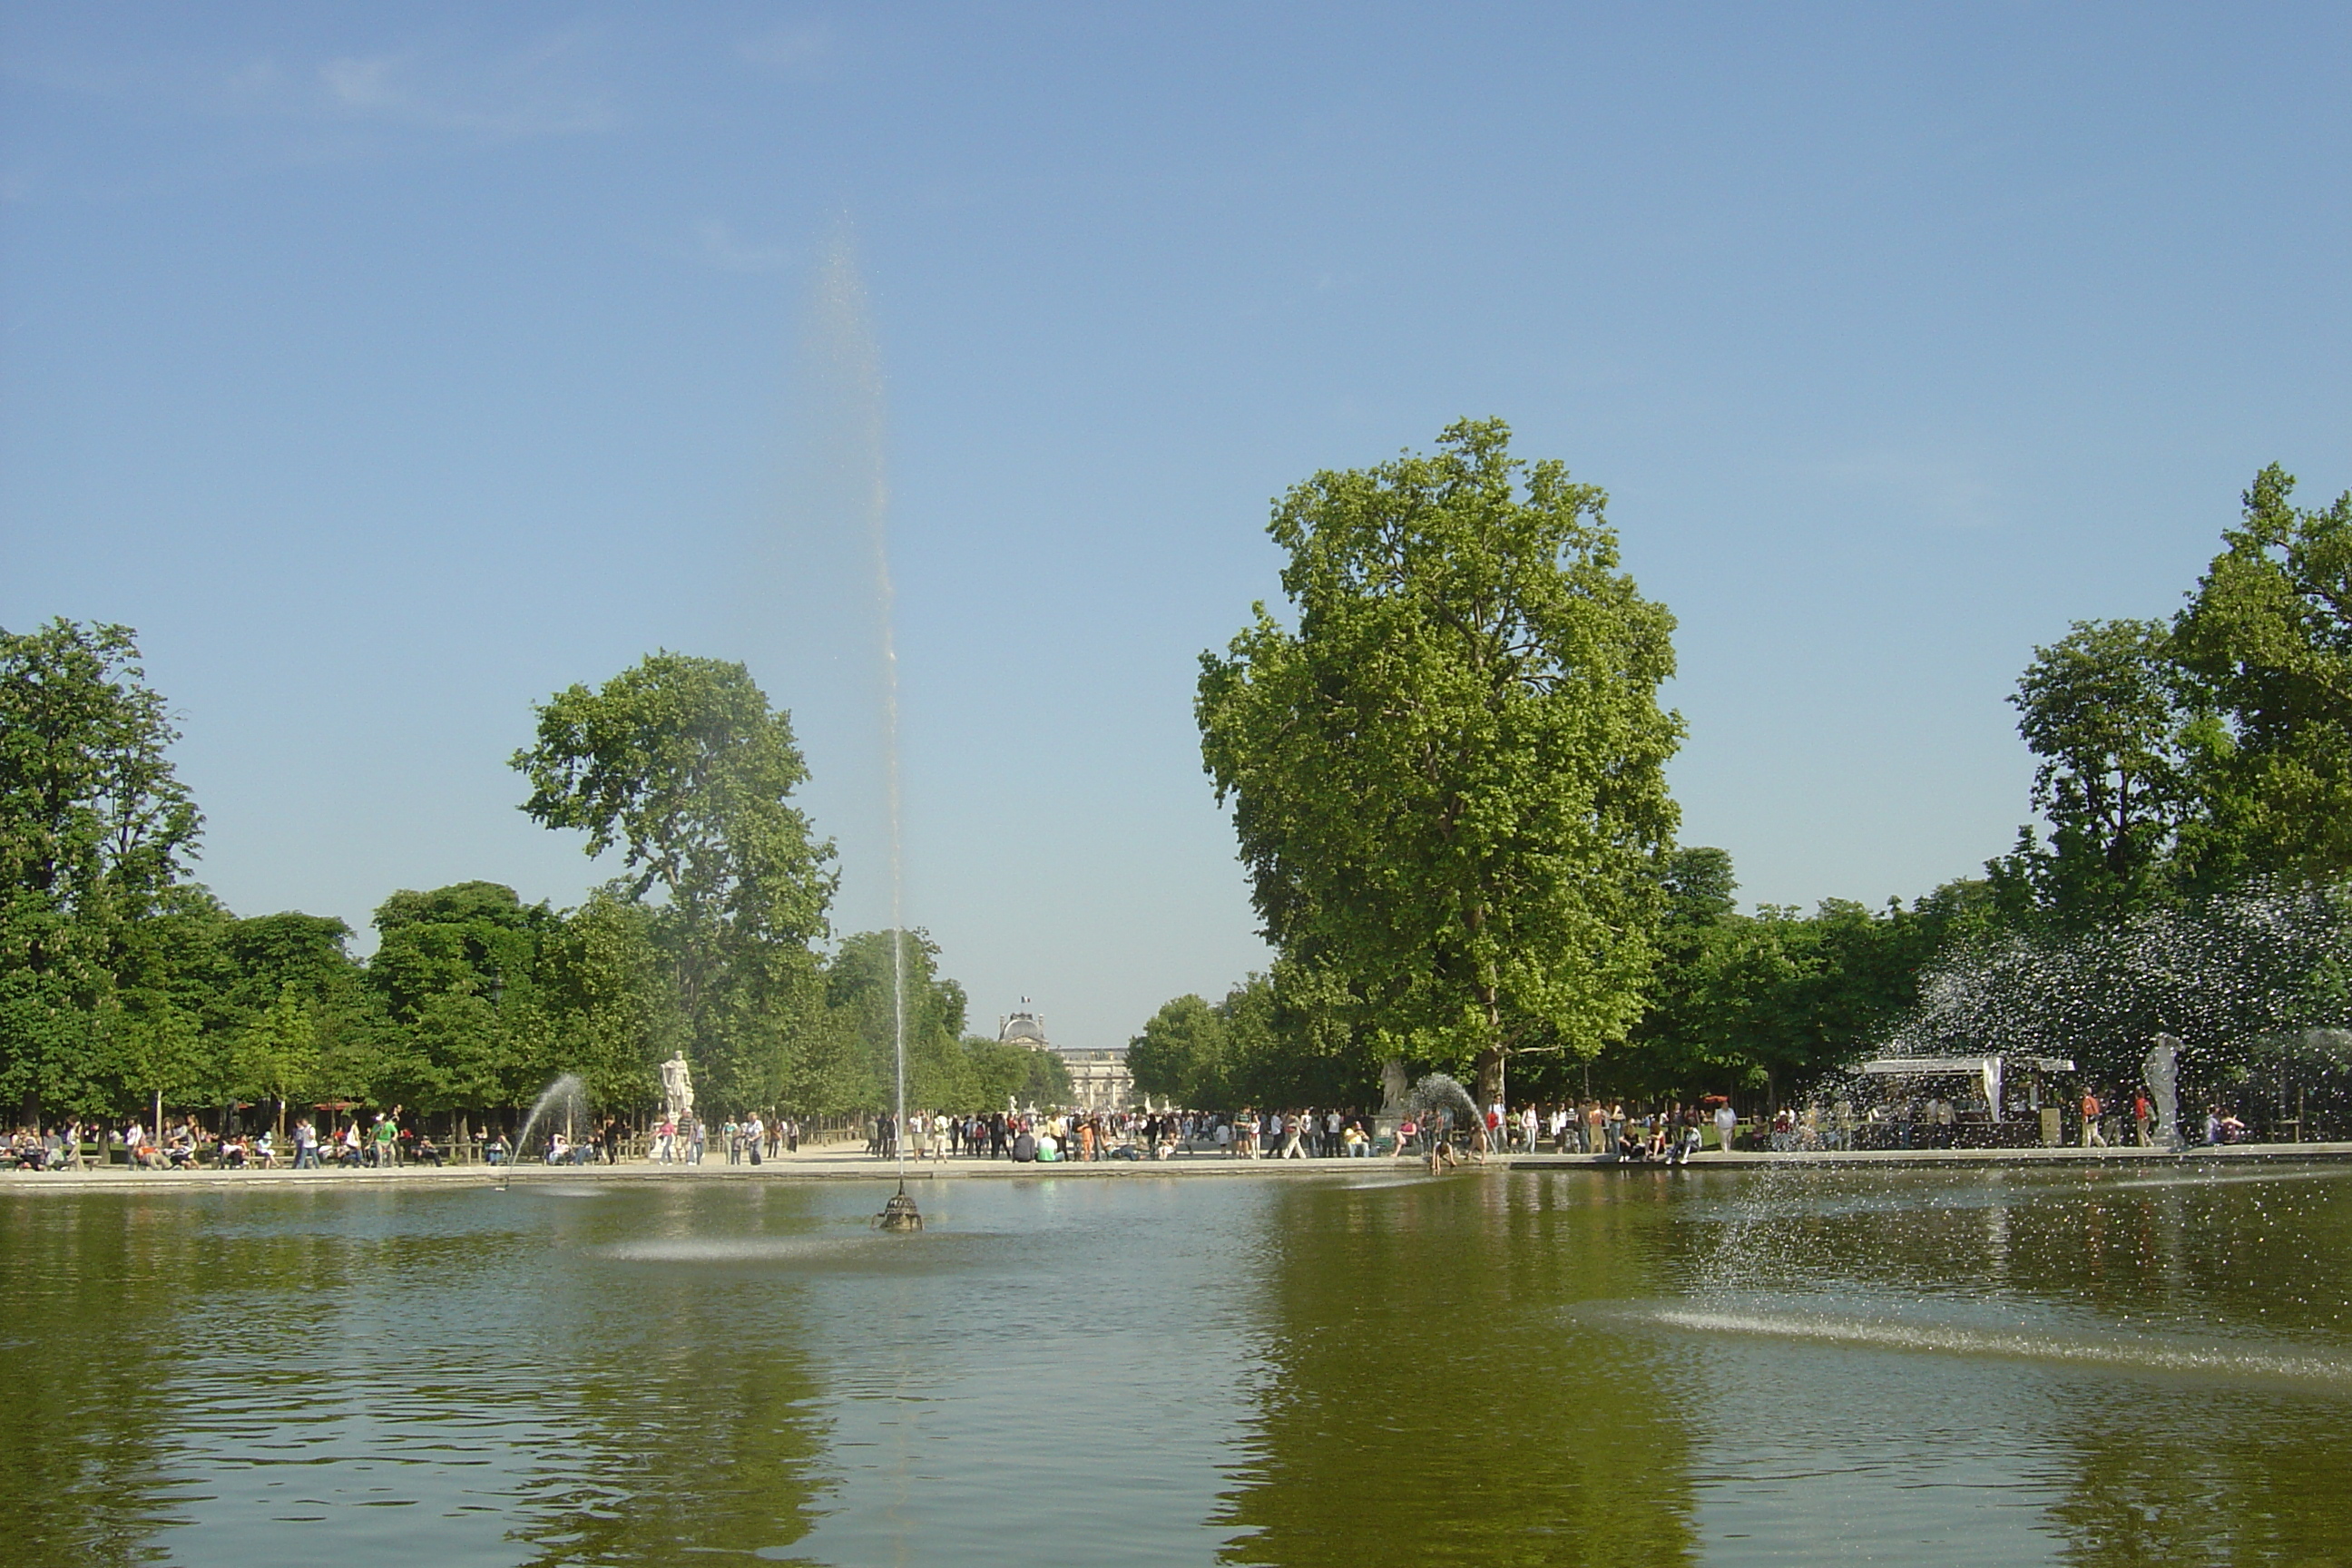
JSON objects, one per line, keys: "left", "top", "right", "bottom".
{"left": 8, "top": 1139, "right": 2348, "bottom": 1193}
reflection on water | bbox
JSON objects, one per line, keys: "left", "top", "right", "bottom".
{"left": 1213, "top": 1175, "right": 1700, "bottom": 1565}
{"left": 2, "top": 1163, "right": 2347, "bottom": 1565}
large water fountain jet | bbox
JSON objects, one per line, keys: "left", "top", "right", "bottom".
{"left": 811, "top": 229, "right": 920, "bottom": 1233}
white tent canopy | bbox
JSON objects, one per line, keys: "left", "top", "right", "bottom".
{"left": 1856, "top": 1055, "right": 2076, "bottom": 1121}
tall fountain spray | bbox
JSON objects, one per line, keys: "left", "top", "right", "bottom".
{"left": 814, "top": 231, "right": 920, "bottom": 1232}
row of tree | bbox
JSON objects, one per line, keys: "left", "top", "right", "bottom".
{"left": 1137, "top": 427, "right": 2352, "bottom": 1112}
{"left": 15, "top": 439, "right": 2347, "bottom": 1124}
{"left": 0, "top": 622, "right": 1060, "bottom": 1128}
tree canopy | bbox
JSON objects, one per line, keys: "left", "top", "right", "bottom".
{"left": 1198, "top": 419, "right": 1682, "bottom": 1104}
{"left": 514, "top": 652, "right": 838, "bottom": 1112}
{"left": 1, "top": 620, "right": 202, "bottom": 1118}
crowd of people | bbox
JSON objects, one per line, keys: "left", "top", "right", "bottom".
{"left": 0, "top": 1087, "right": 2280, "bottom": 1175}
{"left": 839, "top": 1102, "right": 1750, "bottom": 1164}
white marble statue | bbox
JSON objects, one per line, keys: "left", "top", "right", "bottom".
{"left": 661, "top": 1053, "right": 695, "bottom": 1125}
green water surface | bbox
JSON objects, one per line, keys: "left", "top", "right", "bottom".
{"left": 5, "top": 1162, "right": 2348, "bottom": 1565}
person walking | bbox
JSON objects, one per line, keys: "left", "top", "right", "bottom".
{"left": 2081, "top": 1089, "right": 2107, "bottom": 1149}
{"left": 1713, "top": 1101, "right": 1739, "bottom": 1154}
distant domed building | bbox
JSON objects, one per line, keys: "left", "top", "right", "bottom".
{"left": 998, "top": 1007, "right": 1051, "bottom": 1050}
{"left": 997, "top": 1001, "right": 1134, "bottom": 1112}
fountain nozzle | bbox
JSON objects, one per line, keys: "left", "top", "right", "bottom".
{"left": 875, "top": 1180, "right": 923, "bottom": 1232}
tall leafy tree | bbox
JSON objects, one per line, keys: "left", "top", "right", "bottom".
{"left": 514, "top": 653, "right": 836, "bottom": 1111}
{"left": 1994, "top": 619, "right": 2215, "bottom": 926}
{"left": 2171, "top": 464, "right": 2352, "bottom": 886}
{"left": 1197, "top": 419, "right": 1682, "bottom": 1104}
{"left": 0, "top": 621, "right": 202, "bottom": 1118}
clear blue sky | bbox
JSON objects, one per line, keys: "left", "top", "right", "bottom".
{"left": 5, "top": 4, "right": 2347, "bottom": 1051}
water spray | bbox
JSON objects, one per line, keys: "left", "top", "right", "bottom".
{"left": 816, "top": 230, "right": 921, "bottom": 1234}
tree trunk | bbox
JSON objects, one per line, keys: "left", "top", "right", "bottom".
{"left": 1474, "top": 978, "right": 1505, "bottom": 1110}
{"left": 1475, "top": 1045, "right": 1505, "bottom": 1112}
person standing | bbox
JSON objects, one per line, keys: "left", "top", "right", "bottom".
{"left": 1714, "top": 1101, "right": 1739, "bottom": 1154}
{"left": 2081, "top": 1089, "right": 2107, "bottom": 1149}
{"left": 2132, "top": 1091, "right": 2152, "bottom": 1147}
{"left": 293, "top": 1117, "right": 318, "bottom": 1170}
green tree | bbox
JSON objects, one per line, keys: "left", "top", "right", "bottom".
{"left": 825, "top": 929, "right": 970, "bottom": 1112}
{"left": 0, "top": 621, "right": 202, "bottom": 1119}
{"left": 539, "top": 891, "right": 671, "bottom": 1112}
{"left": 228, "top": 983, "right": 321, "bottom": 1135}
{"left": 2171, "top": 465, "right": 2352, "bottom": 886}
{"left": 1618, "top": 850, "right": 1999, "bottom": 1102}
{"left": 514, "top": 653, "right": 837, "bottom": 1111}
{"left": 365, "top": 882, "right": 561, "bottom": 1112}
{"left": 1992, "top": 618, "right": 2215, "bottom": 926}
{"left": 1127, "top": 993, "right": 1226, "bottom": 1106}
{"left": 1198, "top": 420, "right": 1683, "bottom": 1104}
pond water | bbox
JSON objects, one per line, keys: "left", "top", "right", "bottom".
{"left": 6, "top": 1162, "right": 2349, "bottom": 1565}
